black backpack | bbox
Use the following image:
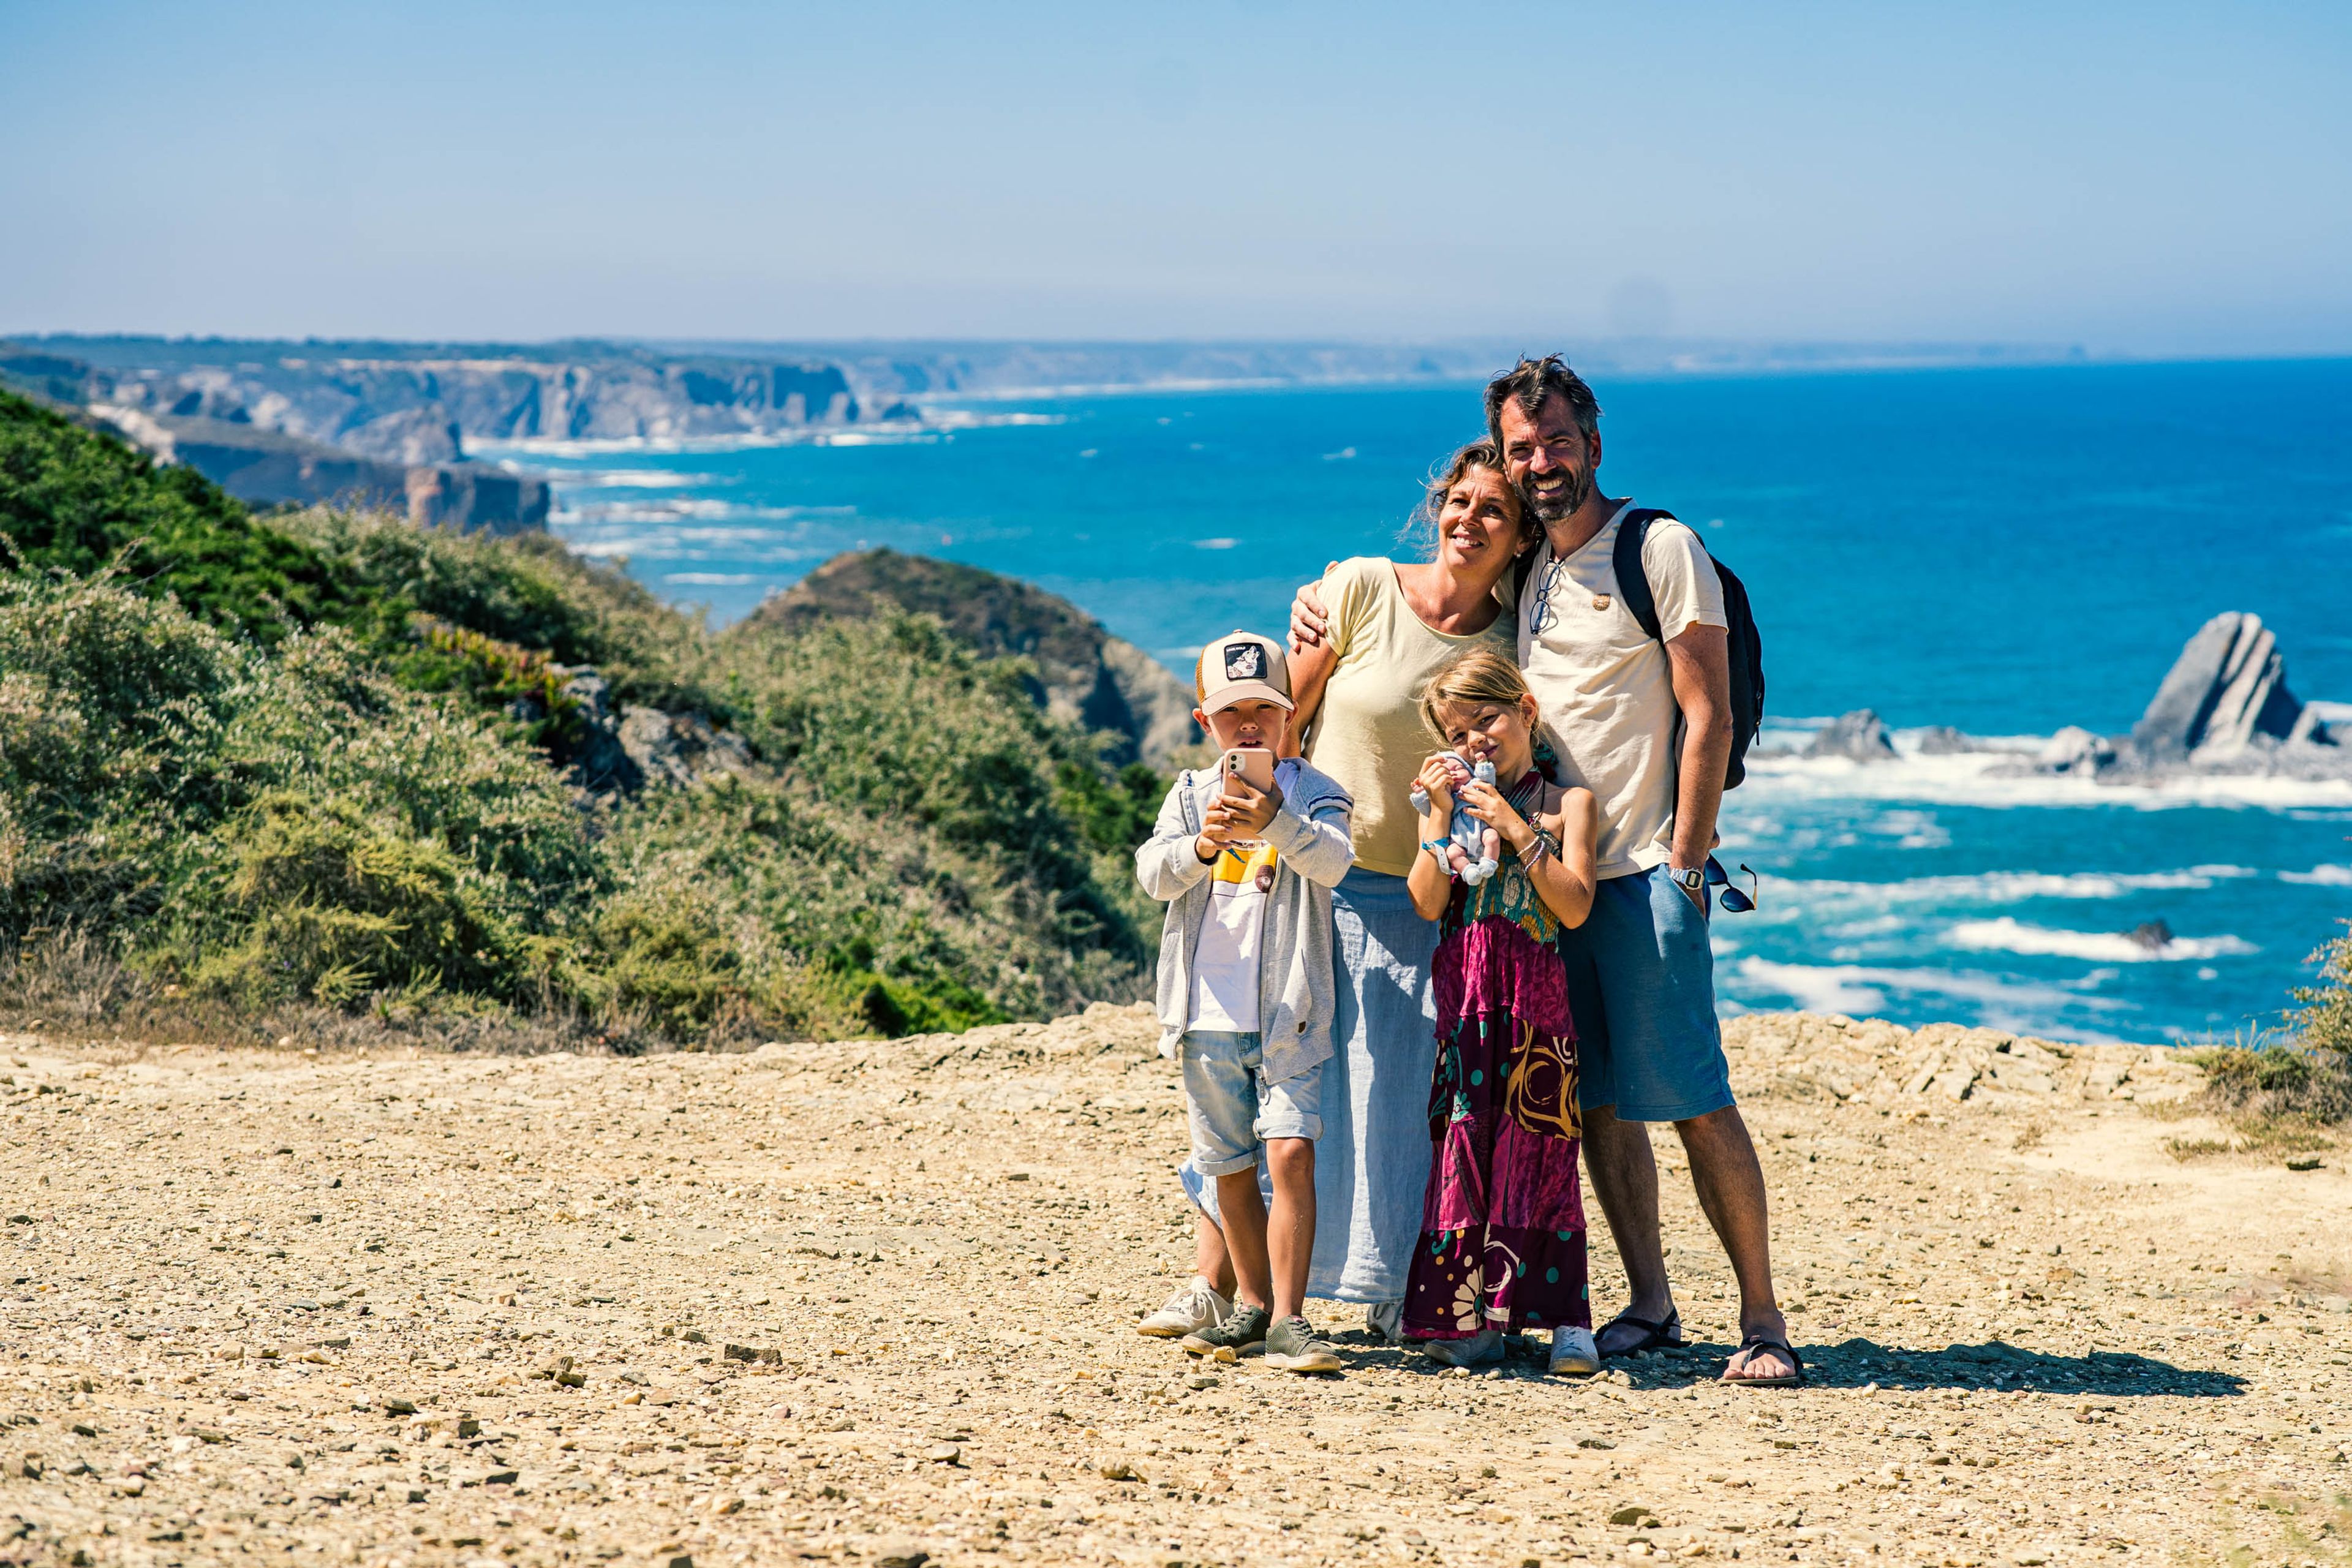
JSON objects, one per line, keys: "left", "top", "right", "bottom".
{"left": 1518, "top": 507, "right": 1766, "bottom": 790}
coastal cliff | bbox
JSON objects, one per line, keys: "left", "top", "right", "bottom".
{"left": 20, "top": 336, "right": 865, "bottom": 451}
{"left": 88, "top": 402, "right": 549, "bottom": 535}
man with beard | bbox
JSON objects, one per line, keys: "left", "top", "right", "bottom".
{"left": 1291, "top": 356, "right": 1800, "bottom": 1386}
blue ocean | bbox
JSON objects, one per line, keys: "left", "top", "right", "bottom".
{"left": 479, "top": 359, "right": 2352, "bottom": 1046}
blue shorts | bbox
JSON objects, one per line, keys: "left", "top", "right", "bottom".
{"left": 1558, "top": 865, "right": 1733, "bottom": 1123}
{"left": 1180, "top": 1030, "right": 1324, "bottom": 1178}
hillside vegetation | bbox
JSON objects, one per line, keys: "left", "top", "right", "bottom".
{"left": 0, "top": 389, "right": 1160, "bottom": 1046}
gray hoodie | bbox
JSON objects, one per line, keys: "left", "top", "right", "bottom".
{"left": 1134, "top": 758, "right": 1355, "bottom": 1083}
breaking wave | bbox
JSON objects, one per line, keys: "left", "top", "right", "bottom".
{"left": 1945, "top": 918, "right": 2258, "bottom": 963}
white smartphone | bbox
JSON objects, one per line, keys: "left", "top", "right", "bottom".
{"left": 1220, "top": 747, "right": 1276, "bottom": 796}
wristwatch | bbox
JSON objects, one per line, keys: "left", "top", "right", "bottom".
{"left": 1667, "top": 865, "right": 1706, "bottom": 894}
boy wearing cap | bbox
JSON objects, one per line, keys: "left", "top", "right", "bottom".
{"left": 1134, "top": 631, "right": 1356, "bottom": 1374}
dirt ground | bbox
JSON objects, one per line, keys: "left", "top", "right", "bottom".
{"left": 1, "top": 1005, "right": 2346, "bottom": 1568}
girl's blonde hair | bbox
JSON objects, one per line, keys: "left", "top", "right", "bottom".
{"left": 1418, "top": 646, "right": 1537, "bottom": 741}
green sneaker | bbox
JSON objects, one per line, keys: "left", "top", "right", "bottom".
{"left": 1264, "top": 1314, "right": 1344, "bottom": 1374}
{"left": 1180, "top": 1303, "right": 1270, "bottom": 1362}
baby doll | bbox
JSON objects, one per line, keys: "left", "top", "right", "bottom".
{"left": 1409, "top": 751, "right": 1500, "bottom": 884}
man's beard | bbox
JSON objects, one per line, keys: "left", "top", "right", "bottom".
{"left": 1523, "top": 465, "right": 1593, "bottom": 524}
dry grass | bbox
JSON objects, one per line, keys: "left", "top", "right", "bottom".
{"left": 0, "top": 927, "right": 644, "bottom": 1056}
{"left": 2162, "top": 1120, "right": 2337, "bottom": 1162}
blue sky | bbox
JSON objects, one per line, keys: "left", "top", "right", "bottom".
{"left": 4, "top": 1, "right": 2348, "bottom": 353}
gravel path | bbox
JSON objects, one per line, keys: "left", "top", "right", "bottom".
{"left": 0, "top": 1006, "right": 2345, "bottom": 1568}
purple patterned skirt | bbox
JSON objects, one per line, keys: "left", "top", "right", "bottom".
{"left": 1403, "top": 913, "right": 1588, "bottom": 1339}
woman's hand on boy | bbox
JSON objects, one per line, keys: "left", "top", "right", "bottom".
{"left": 1287, "top": 574, "right": 1337, "bottom": 653}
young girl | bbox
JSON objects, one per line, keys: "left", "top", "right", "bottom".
{"left": 1402, "top": 647, "right": 1601, "bottom": 1376}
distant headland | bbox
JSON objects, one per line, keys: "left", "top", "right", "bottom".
{"left": 1, "top": 333, "right": 2090, "bottom": 527}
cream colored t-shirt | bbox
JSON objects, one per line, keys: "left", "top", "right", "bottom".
{"left": 1302, "top": 557, "right": 1517, "bottom": 878}
{"left": 1508, "top": 502, "right": 1726, "bottom": 879}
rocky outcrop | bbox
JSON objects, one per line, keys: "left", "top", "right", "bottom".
{"left": 1724, "top": 1011, "right": 2204, "bottom": 1107}
{"left": 556, "top": 671, "right": 754, "bottom": 795}
{"left": 2289, "top": 701, "right": 2352, "bottom": 747}
{"left": 95, "top": 404, "right": 547, "bottom": 535}
{"left": 742, "top": 549, "right": 1202, "bottom": 768}
{"left": 616, "top": 707, "right": 756, "bottom": 790}
{"left": 1959, "top": 612, "right": 2352, "bottom": 785}
{"left": 2038, "top": 725, "right": 2116, "bottom": 774}
{"left": 402, "top": 464, "right": 549, "bottom": 536}
{"left": 2131, "top": 611, "right": 2304, "bottom": 760}
{"left": 97, "top": 406, "right": 412, "bottom": 511}
{"left": 1805, "top": 709, "right": 1898, "bottom": 761}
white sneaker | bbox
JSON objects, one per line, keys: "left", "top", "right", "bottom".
{"left": 1137, "top": 1277, "right": 1232, "bottom": 1338}
{"left": 1422, "top": 1328, "right": 1506, "bottom": 1367}
{"left": 1364, "top": 1301, "right": 1404, "bottom": 1344}
{"left": 1548, "top": 1325, "right": 1600, "bottom": 1378}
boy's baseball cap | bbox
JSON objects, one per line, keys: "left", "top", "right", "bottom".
{"left": 1194, "top": 630, "right": 1294, "bottom": 714}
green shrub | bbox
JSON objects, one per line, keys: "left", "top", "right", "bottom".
{"left": 2290, "top": 921, "right": 2352, "bottom": 1060}
{"left": 0, "top": 389, "right": 342, "bottom": 643}
{"left": 276, "top": 507, "right": 723, "bottom": 715}
{"left": 1, "top": 395, "right": 1162, "bottom": 1044}
{"left": 0, "top": 573, "right": 594, "bottom": 987}
{"left": 184, "top": 791, "right": 538, "bottom": 1008}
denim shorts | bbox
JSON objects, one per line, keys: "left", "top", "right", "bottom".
{"left": 1180, "top": 1029, "right": 1325, "bottom": 1178}
{"left": 1557, "top": 864, "right": 1734, "bottom": 1123}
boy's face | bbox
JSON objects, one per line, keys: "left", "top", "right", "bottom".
{"left": 1195, "top": 697, "right": 1289, "bottom": 754}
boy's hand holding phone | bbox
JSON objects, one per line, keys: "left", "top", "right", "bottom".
{"left": 1196, "top": 748, "right": 1283, "bottom": 859}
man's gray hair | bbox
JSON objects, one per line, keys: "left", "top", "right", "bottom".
{"left": 1484, "top": 355, "right": 1604, "bottom": 450}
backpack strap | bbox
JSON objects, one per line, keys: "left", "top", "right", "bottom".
{"left": 1610, "top": 507, "right": 1679, "bottom": 645}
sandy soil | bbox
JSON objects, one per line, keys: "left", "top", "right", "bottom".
{"left": 0, "top": 1006, "right": 2346, "bottom": 1568}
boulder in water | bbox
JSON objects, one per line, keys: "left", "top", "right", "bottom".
{"left": 2039, "top": 726, "right": 2117, "bottom": 774}
{"left": 1915, "top": 725, "right": 1976, "bottom": 755}
{"left": 2289, "top": 700, "right": 2352, "bottom": 747}
{"left": 2122, "top": 919, "right": 2174, "bottom": 953}
{"left": 2130, "top": 611, "right": 2302, "bottom": 760}
{"left": 1804, "top": 709, "right": 1898, "bottom": 761}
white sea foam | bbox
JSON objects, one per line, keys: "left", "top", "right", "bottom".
{"left": 1728, "top": 956, "right": 2130, "bottom": 1040}
{"left": 662, "top": 572, "right": 755, "bottom": 586}
{"left": 1946, "top": 918, "right": 2258, "bottom": 963}
{"left": 1741, "top": 745, "right": 2352, "bottom": 813}
{"left": 2282, "top": 862, "right": 2352, "bottom": 886}
{"left": 927, "top": 410, "right": 1066, "bottom": 431}
{"left": 1779, "top": 866, "right": 2258, "bottom": 904}
{"left": 1193, "top": 538, "right": 1238, "bottom": 550}
{"left": 571, "top": 469, "right": 710, "bottom": 489}
{"left": 557, "top": 497, "right": 742, "bottom": 523}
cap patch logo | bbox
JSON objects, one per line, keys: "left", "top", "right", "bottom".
{"left": 1223, "top": 641, "right": 1265, "bottom": 681}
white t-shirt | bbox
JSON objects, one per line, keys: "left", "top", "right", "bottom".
{"left": 1189, "top": 838, "right": 1279, "bottom": 1032}
{"left": 1510, "top": 501, "right": 1726, "bottom": 878}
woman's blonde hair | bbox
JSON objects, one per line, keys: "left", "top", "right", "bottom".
{"left": 1398, "top": 439, "right": 1536, "bottom": 559}
{"left": 1418, "top": 646, "right": 1537, "bottom": 741}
